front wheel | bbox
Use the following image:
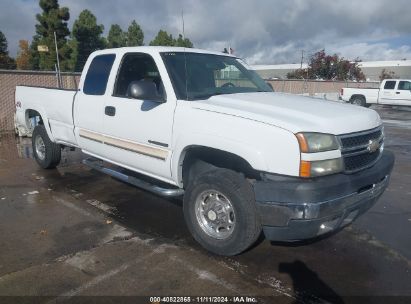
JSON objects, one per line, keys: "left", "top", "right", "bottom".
{"left": 32, "top": 125, "right": 61, "bottom": 169}
{"left": 183, "top": 168, "right": 261, "bottom": 256}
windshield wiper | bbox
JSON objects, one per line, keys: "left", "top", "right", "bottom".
{"left": 190, "top": 90, "right": 269, "bottom": 100}
{"left": 191, "top": 92, "right": 225, "bottom": 100}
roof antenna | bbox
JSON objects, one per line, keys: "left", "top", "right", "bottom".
{"left": 182, "top": 8, "right": 189, "bottom": 100}
{"left": 182, "top": 8, "right": 186, "bottom": 41}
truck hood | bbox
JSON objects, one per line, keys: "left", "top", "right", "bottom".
{"left": 191, "top": 92, "right": 381, "bottom": 135}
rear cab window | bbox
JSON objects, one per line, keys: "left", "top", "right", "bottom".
{"left": 83, "top": 54, "right": 116, "bottom": 95}
{"left": 383, "top": 80, "right": 396, "bottom": 90}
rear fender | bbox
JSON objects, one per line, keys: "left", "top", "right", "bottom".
{"left": 25, "top": 108, "right": 55, "bottom": 142}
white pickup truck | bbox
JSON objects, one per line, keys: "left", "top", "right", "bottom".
{"left": 15, "top": 47, "right": 394, "bottom": 256}
{"left": 340, "top": 79, "right": 411, "bottom": 107}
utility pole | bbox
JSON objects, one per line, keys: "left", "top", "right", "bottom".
{"left": 300, "top": 50, "right": 304, "bottom": 69}
{"left": 54, "top": 31, "right": 62, "bottom": 88}
{"left": 181, "top": 9, "right": 185, "bottom": 40}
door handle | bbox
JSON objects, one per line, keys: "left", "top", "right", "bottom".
{"left": 105, "top": 106, "right": 116, "bottom": 116}
{"left": 396, "top": 92, "right": 400, "bottom": 94}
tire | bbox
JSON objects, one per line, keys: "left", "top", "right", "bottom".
{"left": 351, "top": 96, "right": 366, "bottom": 107}
{"left": 32, "top": 125, "right": 61, "bottom": 169}
{"left": 183, "top": 168, "right": 261, "bottom": 256}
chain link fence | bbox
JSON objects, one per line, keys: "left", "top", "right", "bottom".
{"left": 266, "top": 79, "right": 379, "bottom": 95}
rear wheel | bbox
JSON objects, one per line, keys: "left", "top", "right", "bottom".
{"left": 183, "top": 168, "right": 261, "bottom": 256}
{"left": 32, "top": 125, "right": 61, "bottom": 169}
{"left": 351, "top": 96, "right": 366, "bottom": 107}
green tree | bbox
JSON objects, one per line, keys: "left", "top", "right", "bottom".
{"left": 0, "top": 30, "right": 16, "bottom": 69}
{"left": 149, "top": 30, "right": 194, "bottom": 47}
{"left": 28, "top": 36, "right": 41, "bottom": 70}
{"left": 71, "top": 9, "right": 105, "bottom": 71}
{"left": 126, "top": 20, "right": 144, "bottom": 46}
{"left": 31, "top": 0, "right": 71, "bottom": 71}
{"left": 175, "top": 34, "right": 193, "bottom": 48}
{"left": 107, "top": 24, "right": 126, "bottom": 48}
{"left": 287, "top": 50, "right": 365, "bottom": 81}
{"left": 0, "top": 30, "right": 7, "bottom": 54}
{"left": 149, "top": 30, "right": 175, "bottom": 46}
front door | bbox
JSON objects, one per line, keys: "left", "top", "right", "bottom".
{"left": 392, "top": 80, "right": 411, "bottom": 106}
{"left": 379, "top": 80, "right": 397, "bottom": 104}
{"left": 101, "top": 52, "right": 176, "bottom": 182}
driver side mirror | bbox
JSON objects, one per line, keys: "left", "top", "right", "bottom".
{"left": 127, "top": 81, "right": 165, "bottom": 102}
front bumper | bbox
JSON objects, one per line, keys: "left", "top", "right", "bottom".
{"left": 254, "top": 150, "right": 395, "bottom": 241}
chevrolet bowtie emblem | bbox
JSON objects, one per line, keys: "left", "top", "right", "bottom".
{"left": 367, "top": 139, "right": 380, "bottom": 153}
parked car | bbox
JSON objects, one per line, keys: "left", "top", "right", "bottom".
{"left": 340, "top": 79, "right": 411, "bottom": 107}
{"left": 15, "top": 47, "right": 394, "bottom": 256}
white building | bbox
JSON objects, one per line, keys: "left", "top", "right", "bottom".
{"left": 251, "top": 60, "right": 411, "bottom": 81}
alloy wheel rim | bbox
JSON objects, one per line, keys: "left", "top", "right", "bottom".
{"left": 194, "top": 190, "right": 236, "bottom": 240}
{"left": 35, "top": 135, "right": 46, "bottom": 161}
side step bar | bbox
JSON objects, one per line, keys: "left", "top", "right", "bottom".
{"left": 82, "top": 158, "right": 184, "bottom": 198}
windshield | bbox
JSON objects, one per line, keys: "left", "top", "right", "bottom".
{"left": 161, "top": 52, "right": 272, "bottom": 100}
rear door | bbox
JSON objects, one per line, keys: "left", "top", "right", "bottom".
{"left": 100, "top": 52, "right": 176, "bottom": 182}
{"left": 378, "top": 80, "right": 397, "bottom": 104}
{"left": 74, "top": 53, "right": 116, "bottom": 158}
{"left": 393, "top": 80, "right": 411, "bottom": 105}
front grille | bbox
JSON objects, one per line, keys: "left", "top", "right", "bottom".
{"left": 343, "top": 150, "right": 381, "bottom": 171}
{"left": 340, "top": 129, "right": 382, "bottom": 149}
{"left": 338, "top": 127, "right": 383, "bottom": 173}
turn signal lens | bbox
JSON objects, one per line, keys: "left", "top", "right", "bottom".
{"left": 296, "top": 133, "right": 309, "bottom": 153}
{"left": 299, "top": 161, "right": 311, "bottom": 177}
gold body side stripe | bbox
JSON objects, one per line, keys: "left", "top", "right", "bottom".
{"left": 79, "top": 129, "right": 168, "bottom": 161}
{"left": 79, "top": 129, "right": 105, "bottom": 143}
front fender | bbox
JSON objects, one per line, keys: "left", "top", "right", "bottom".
{"left": 171, "top": 108, "right": 301, "bottom": 186}
{"left": 172, "top": 133, "right": 269, "bottom": 186}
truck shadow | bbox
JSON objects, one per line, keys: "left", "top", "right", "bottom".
{"left": 279, "top": 260, "right": 344, "bottom": 304}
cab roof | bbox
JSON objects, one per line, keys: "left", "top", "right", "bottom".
{"left": 91, "top": 46, "right": 237, "bottom": 58}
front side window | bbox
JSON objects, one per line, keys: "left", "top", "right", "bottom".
{"left": 83, "top": 54, "right": 115, "bottom": 95}
{"left": 398, "top": 81, "right": 411, "bottom": 90}
{"left": 161, "top": 52, "right": 272, "bottom": 100}
{"left": 114, "top": 53, "right": 165, "bottom": 99}
{"left": 384, "top": 81, "right": 396, "bottom": 90}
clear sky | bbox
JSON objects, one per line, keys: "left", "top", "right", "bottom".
{"left": 1, "top": 0, "right": 411, "bottom": 64}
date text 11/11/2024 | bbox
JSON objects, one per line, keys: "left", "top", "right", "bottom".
{"left": 149, "top": 296, "right": 258, "bottom": 303}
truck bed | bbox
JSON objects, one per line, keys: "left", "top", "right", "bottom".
{"left": 15, "top": 85, "right": 78, "bottom": 145}
{"left": 340, "top": 87, "right": 379, "bottom": 103}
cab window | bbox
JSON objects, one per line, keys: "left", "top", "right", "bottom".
{"left": 383, "top": 81, "right": 396, "bottom": 90}
{"left": 398, "top": 81, "right": 411, "bottom": 90}
{"left": 113, "top": 53, "right": 165, "bottom": 99}
{"left": 83, "top": 54, "right": 116, "bottom": 95}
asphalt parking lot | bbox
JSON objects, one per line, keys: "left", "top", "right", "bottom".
{"left": 0, "top": 105, "right": 410, "bottom": 303}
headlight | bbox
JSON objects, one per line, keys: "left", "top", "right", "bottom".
{"left": 296, "top": 132, "right": 339, "bottom": 153}
{"left": 300, "top": 158, "right": 343, "bottom": 177}
{"left": 296, "top": 132, "right": 342, "bottom": 177}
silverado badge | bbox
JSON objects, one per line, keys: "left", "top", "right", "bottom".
{"left": 367, "top": 139, "right": 380, "bottom": 153}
